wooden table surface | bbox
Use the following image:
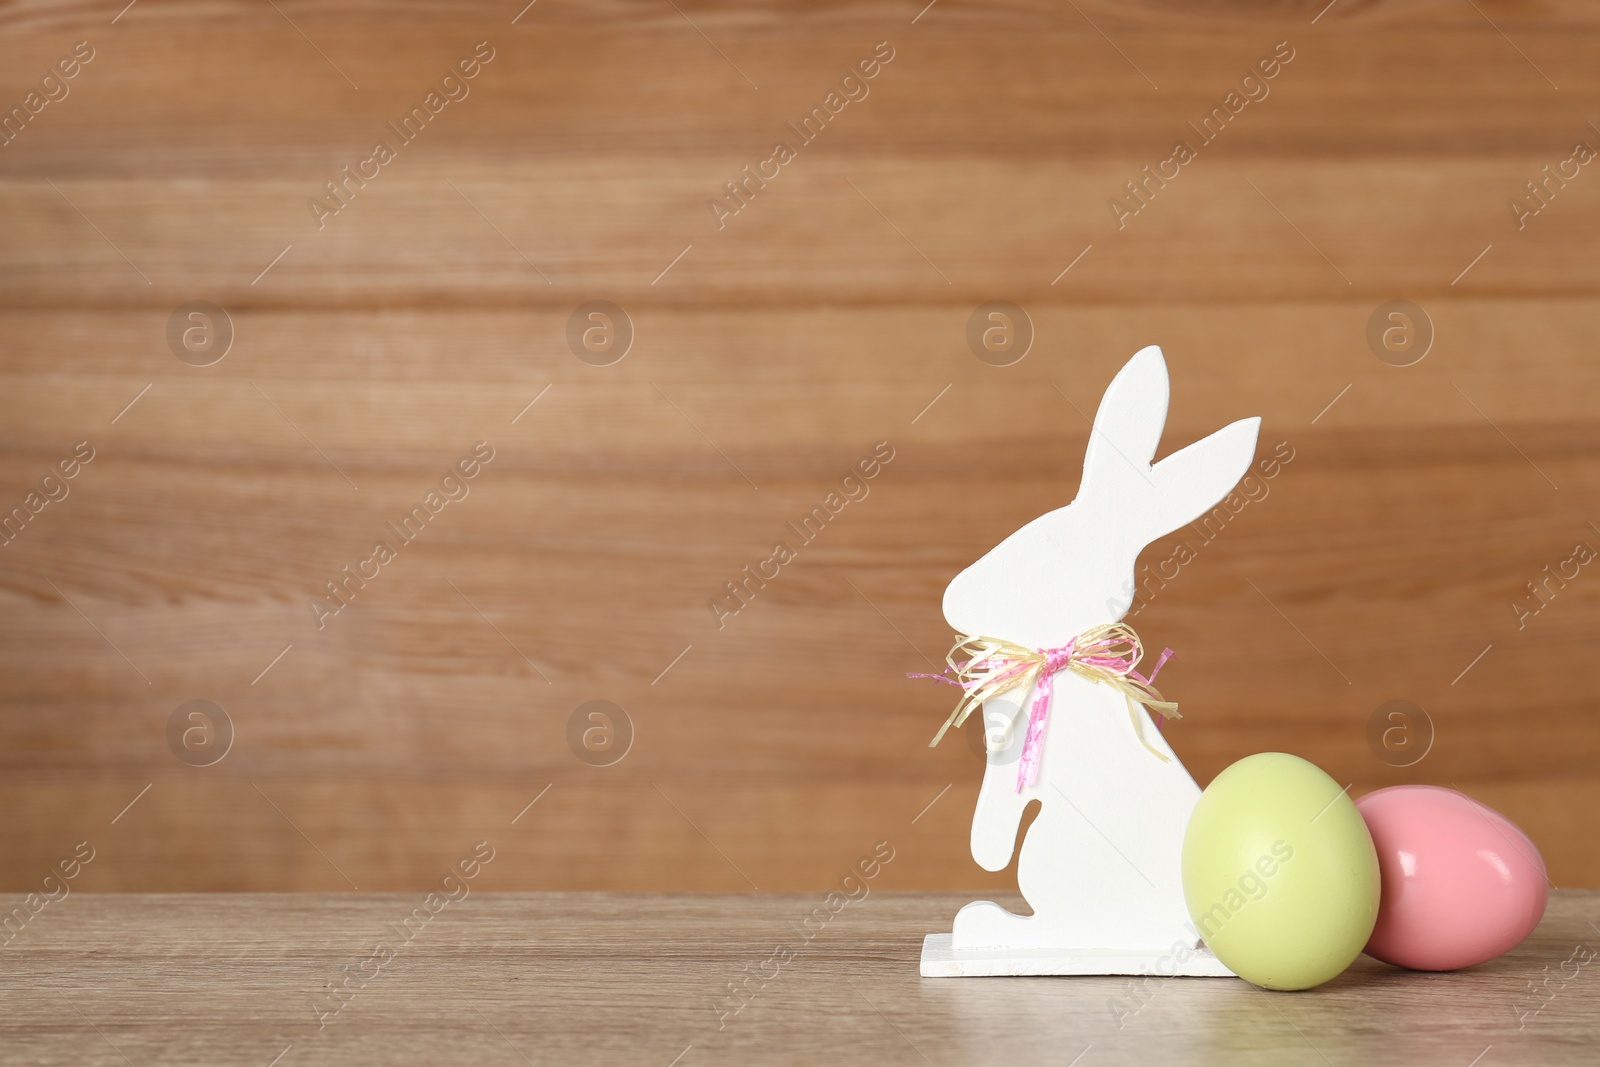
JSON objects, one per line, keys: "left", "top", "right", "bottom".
{"left": 2, "top": 890, "right": 1596, "bottom": 1065}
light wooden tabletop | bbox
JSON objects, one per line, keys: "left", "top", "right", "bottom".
{"left": 1, "top": 890, "right": 1593, "bottom": 1065}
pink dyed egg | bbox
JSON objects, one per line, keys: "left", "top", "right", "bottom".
{"left": 1356, "top": 785, "right": 1547, "bottom": 971}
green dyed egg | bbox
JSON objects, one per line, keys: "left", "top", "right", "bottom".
{"left": 1182, "top": 752, "right": 1380, "bottom": 990}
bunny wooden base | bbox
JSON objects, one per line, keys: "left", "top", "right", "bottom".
{"left": 921, "top": 346, "right": 1261, "bottom": 979}
{"left": 919, "top": 933, "right": 1234, "bottom": 977}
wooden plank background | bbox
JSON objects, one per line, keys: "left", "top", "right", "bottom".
{"left": 1, "top": 0, "right": 1597, "bottom": 892}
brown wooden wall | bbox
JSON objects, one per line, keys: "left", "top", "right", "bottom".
{"left": 1, "top": 0, "right": 1597, "bottom": 893}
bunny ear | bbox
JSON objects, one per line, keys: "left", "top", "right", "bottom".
{"left": 1082, "top": 345, "right": 1170, "bottom": 492}
{"left": 1149, "top": 416, "right": 1262, "bottom": 530}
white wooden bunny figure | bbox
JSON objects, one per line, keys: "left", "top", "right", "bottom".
{"left": 920, "top": 345, "right": 1260, "bottom": 977}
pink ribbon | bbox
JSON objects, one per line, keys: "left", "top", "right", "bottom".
{"left": 912, "top": 627, "right": 1176, "bottom": 793}
{"left": 1012, "top": 638, "right": 1172, "bottom": 790}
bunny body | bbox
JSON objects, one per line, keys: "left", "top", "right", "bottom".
{"left": 953, "top": 677, "right": 1204, "bottom": 951}
{"left": 941, "top": 346, "right": 1260, "bottom": 956}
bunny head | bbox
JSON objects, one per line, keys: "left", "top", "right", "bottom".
{"left": 943, "top": 346, "right": 1261, "bottom": 649}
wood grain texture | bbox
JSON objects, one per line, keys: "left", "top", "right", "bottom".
{"left": 1, "top": 890, "right": 1597, "bottom": 1065}
{"left": 1, "top": 0, "right": 1598, "bottom": 893}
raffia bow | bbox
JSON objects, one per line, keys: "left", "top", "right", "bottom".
{"left": 915, "top": 622, "right": 1179, "bottom": 792}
